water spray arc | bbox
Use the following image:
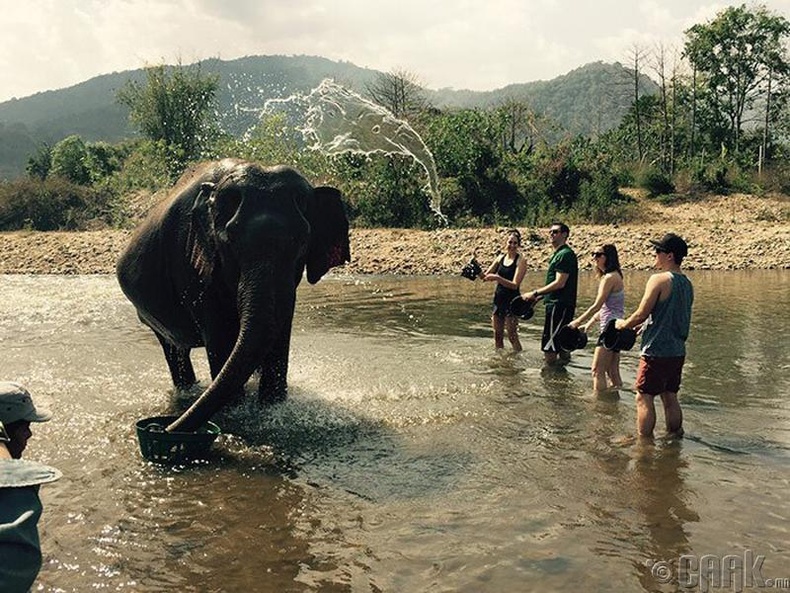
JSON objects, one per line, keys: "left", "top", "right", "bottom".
{"left": 255, "top": 79, "right": 445, "bottom": 222}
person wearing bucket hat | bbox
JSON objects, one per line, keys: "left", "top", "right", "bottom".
{"left": 482, "top": 229, "right": 528, "bottom": 351}
{"left": 1, "top": 381, "right": 61, "bottom": 592}
{"left": 615, "top": 233, "right": 694, "bottom": 437}
{"left": 521, "top": 222, "right": 578, "bottom": 365}
{"left": 567, "top": 244, "right": 626, "bottom": 393}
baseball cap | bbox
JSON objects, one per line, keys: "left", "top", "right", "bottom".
{"left": 0, "top": 382, "right": 53, "bottom": 424}
{"left": 650, "top": 233, "right": 688, "bottom": 259}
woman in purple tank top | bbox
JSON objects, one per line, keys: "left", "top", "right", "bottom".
{"left": 568, "top": 244, "right": 625, "bottom": 393}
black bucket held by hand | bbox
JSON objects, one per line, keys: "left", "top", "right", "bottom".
{"left": 556, "top": 325, "right": 589, "bottom": 352}
{"left": 601, "top": 319, "right": 637, "bottom": 351}
{"left": 509, "top": 295, "right": 537, "bottom": 320}
{"left": 461, "top": 257, "right": 482, "bottom": 281}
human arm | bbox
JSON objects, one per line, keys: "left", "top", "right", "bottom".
{"left": 581, "top": 311, "right": 600, "bottom": 332}
{"left": 486, "top": 255, "right": 527, "bottom": 290}
{"left": 525, "top": 271, "right": 569, "bottom": 302}
{"left": 482, "top": 255, "right": 502, "bottom": 281}
{"left": 615, "top": 273, "right": 666, "bottom": 330}
{"left": 569, "top": 275, "right": 616, "bottom": 329}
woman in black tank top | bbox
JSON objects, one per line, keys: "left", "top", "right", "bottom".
{"left": 483, "top": 230, "right": 528, "bottom": 351}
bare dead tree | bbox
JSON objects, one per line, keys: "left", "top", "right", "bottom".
{"left": 365, "top": 68, "right": 431, "bottom": 120}
{"left": 625, "top": 44, "right": 649, "bottom": 162}
{"left": 652, "top": 43, "right": 671, "bottom": 172}
{"left": 493, "top": 97, "right": 545, "bottom": 154}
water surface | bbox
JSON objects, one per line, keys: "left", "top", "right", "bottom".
{"left": 1, "top": 271, "right": 788, "bottom": 592}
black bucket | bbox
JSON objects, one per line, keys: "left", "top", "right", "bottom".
{"left": 135, "top": 415, "right": 221, "bottom": 464}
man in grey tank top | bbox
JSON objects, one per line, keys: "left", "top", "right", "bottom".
{"left": 615, "top": 234, "right": 693, "bottom": 437}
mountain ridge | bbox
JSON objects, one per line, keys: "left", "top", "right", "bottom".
{"left": 0, "top": 54, "right": 658, "bottom": 179}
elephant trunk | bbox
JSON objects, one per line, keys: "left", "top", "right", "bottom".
{"left": 166, "top": 264, "right": 289, "bottom": 433}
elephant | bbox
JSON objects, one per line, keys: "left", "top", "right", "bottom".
{"left": 116, "top": 158, "right": 350, "bottom": 433}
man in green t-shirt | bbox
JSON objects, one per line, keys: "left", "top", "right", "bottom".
{"left": 523, "top": 222, "right": 578, "bottom": 365}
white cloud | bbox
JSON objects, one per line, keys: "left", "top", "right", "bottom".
{"left": 0, "top": 0, "right": 788, "bottom": 102}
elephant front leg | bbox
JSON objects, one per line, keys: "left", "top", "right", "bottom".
{"left": 257, "top": 324, "right": 291, "bottom": 404}
{"left": 156, "top": 334, "right": 197, "bottom": 389}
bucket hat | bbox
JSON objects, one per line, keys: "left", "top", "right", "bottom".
{"left": 0, "top": 382, "right": 53, "bottom": 424}
{"left": 509, "top": 295, "right": 536, "bottom": 320}
{"left": 556, "top": 325, "right": 588, "bottom": 352}
{"left": 600, "top": 319, "right": 637, "bottom": 351}
{"left": 461, "top": 257, "right": 482, "bottom": 281}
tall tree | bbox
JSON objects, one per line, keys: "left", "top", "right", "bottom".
{"left": 365, "top": 68, "right": 430, "bottom": 120}
{"left": 492, "top": 98, "right": 547, "bottom": 155}
{"left": 117, "top": 61, "right": 219, "bottom": 170}
{"left": 49, "top": 135, "right": 90, "bottom": 185}
{"left": 684, "top": 4, "right": 790, "bottom": 155}
{"left": 26, "top": 143, "right": 51, "bottom": 180}
{"left": 625, "top": 44, "right": 649, "bottom": 162}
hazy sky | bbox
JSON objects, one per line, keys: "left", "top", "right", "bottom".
{"left": 1, "top": 0, "right": 788, "bottom": 103}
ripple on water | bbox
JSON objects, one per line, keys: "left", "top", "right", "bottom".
{"left": 4, "top": 273, "right": 790, "bottom": 592}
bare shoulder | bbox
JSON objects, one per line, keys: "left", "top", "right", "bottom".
{"left": 648, "top": 271, "right": 672, "bottom": 285}
{"left": 648, "top": 271, "right": 673, "bottom": 299}
{"left": 604, "top": 271, "right": 624, "bottom": 291}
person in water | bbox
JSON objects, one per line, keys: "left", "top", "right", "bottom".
{"left": 616, "top": 233, "right": 693, "bottom": 437}
{"left": 482, "top": 229, "right": 528, "bottom": 351}
{"left": 522, "top": 222, "right": 578, "bottom": 365}
{"left": 567, "top": 243, "right": 625, "bottom": 392}
{"left": 0, "top": 381, "right": 61, "bottom": 592}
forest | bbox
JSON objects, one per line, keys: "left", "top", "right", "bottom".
{"left": 1, "top": 4, "right": 789, "bottom": 232}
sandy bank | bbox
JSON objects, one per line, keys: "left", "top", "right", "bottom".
{"left": 1, "top": 193, "right": 788, "bottom": 275}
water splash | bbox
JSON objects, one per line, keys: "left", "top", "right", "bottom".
{"left": 260, "top": 79, "right": 444, "bottom": 220}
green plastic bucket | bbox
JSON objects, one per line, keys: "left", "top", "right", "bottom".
{"left": 135, "top": 416, "right": 221, "bottom": 464}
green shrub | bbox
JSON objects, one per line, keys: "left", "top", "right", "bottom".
{"left": 342, "top": 156, "right": 433, "bottom": 228}
{"left": 692, "top": 161, "right": 727, "bottom": 194}
{"left": 50, "top": 135, "right": 91, "bottom": 185}
{"left": 575, "top": 172, "right": 633, "bottom": 223}
{"left": 0, "top": 177, "right": 119, "bottom": 231}
{"left": 637, "top": 167, "right": 675, "bottom": 197}
{"left": 103, "top": 140, "right": 174, "bottom": 195}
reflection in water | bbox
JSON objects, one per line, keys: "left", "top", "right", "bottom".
{"left": 628, "top": 441, "right": 698, "bottom": 591}
{"left": 0, "top": 271, "right": 789, "bottom": 592}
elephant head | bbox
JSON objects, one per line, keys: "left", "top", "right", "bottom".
{"left": 117, "top": 159, "right": 349, "bottom": 433}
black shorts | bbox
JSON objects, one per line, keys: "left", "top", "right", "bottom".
{"left": 541, "top": 303, "right": 575, "bottom": 352}
{"left": 492, "top": 289, "right": 519, "bottom": 319}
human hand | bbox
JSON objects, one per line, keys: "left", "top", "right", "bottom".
{"left": 483, "top": 274, "right": 498, "bottom": 282}
{"left": 615, "top": 319, "right": 627, "bottom": 330}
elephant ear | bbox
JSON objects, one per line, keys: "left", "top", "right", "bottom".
{"left": 189, "top": 181, "right": 216, "bottom": 280}
{"left": 306, "top": 186, "right": 351, "bottom": 284}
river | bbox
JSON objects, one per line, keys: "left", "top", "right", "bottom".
{"left": 1, "top": 270, "right": 788, "bottom": 592}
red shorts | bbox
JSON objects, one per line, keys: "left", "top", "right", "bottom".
{"left": 635, "top": 356, "right": 685, "bottom": 396}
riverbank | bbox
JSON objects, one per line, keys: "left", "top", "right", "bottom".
{"left": 0, "top": 193, "right": 788, "bottom": 275}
